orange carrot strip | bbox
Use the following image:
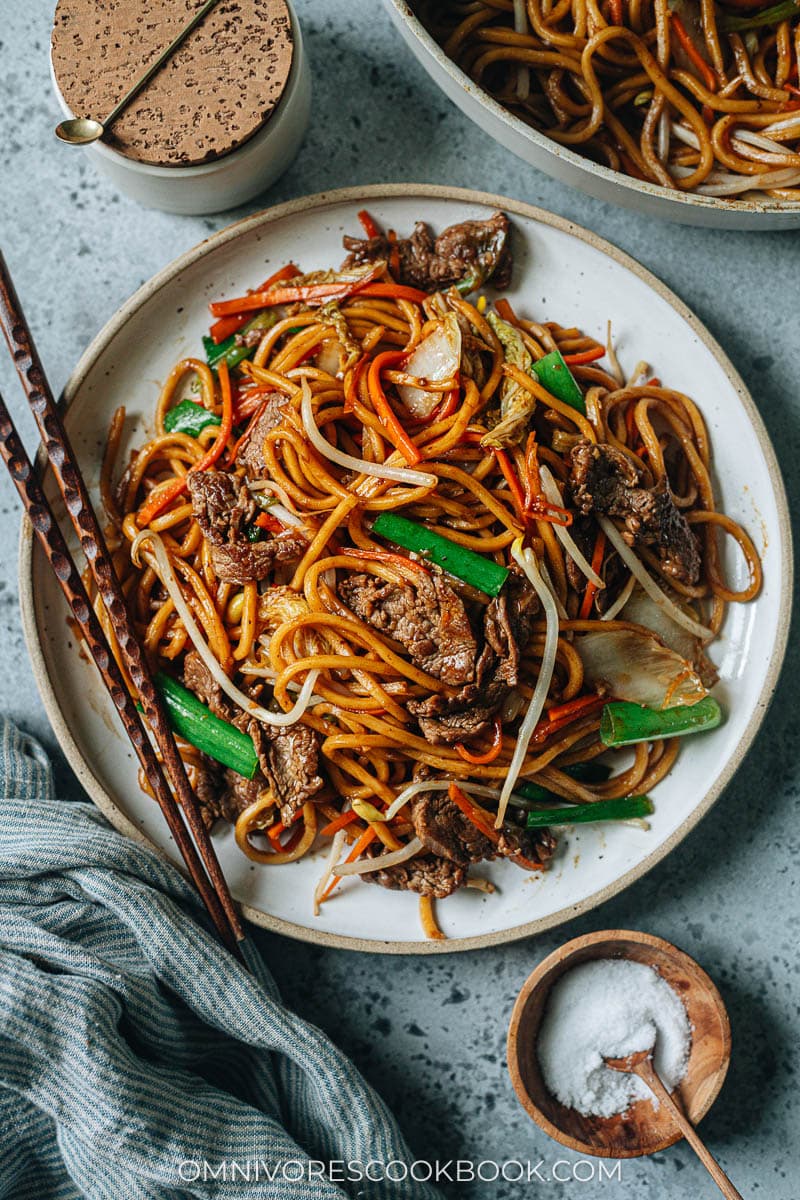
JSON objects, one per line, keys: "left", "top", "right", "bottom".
{"left": 494, "top": 449, "right": 526, "bottom": 520}
{"left": 320, "top": 825, "right": 378, "bottom": 901}
{"left": 672, "top": 13, "right": 718, "bottom": 92}
{"left": 358, "top": 209, "right": 380, "bottom": 238}
{"left": 320, "top": 810, "right": 361, "bottom": 837}
{"left": 609, "top": 0, "right": 624, "bottom": 23}
{"left": 209, "top": 265, "right": 301, "bottom": 341}
{"left": 136, "top": 359, "right": 234, "bottom": 526}
{"left": 367, "top": 350, "right": 422, "bottom": 465}
{"left": 208, "top": 263, "right": 384, "bottom": 317}
{"left": 578, "top": 530, "right": 607, "bottom": 619}
{"left": 255, "top": 511, "right": 284, "bottom": 534}
{"left": 456, "top": 718, "right": 503, "bottom": 765}
{"left": 448, "top": 783, "right": 500, "bottom": 843}
{"left": 546, "top": 692, "right": 602, "bottom": 723}
{"left": 563, "top": 346, "right": 606, "bottom": 366}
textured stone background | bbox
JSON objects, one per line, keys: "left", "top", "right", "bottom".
{"left": 1, "top": 2, "right": 798, "bottom": 1196}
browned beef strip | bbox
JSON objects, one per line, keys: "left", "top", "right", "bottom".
{"left": 569, "top": 441, "right": 700, "bottom": 586}
{"left": 182, "top": 650, "right": 322, "bottom": 824}
{"left": 250, "top": 720, "right": 325, "bottom": 826}
{"left": 188, "top": 470, "right": 306, "bottom": 585}
{"left": 411, "top": 791, "right": 494, "bottom": 865}
{"left": 183, "top": 650, "right": 234, "bottom": 721}
{"left": 360, "top": 842, "right": 466, "bottom": 898}
{"left": 408, "top": 567, "right": 538, "bottom": 745}
{"left": 338, "top": 571, "right": 477, "bottom": 685}
{"left": 235, "top": 394, "right": 289, "bottom": 478}
{"left": 342, "top": 212, "right": 512, "bottom": 293}
{"left": 497, "top": 822, "right": 558, "bottom": 870}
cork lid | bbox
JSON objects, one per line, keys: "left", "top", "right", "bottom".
{"left": 51, "top": 0, "right": 294, "bottom": 167}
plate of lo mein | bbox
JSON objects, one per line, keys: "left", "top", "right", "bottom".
{"left": 385, "top": 1, "right": 800, "bottom": 228}
{"left": 21, "top": 186, "right": 790, "bottom": 951}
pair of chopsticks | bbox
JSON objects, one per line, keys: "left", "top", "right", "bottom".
{"left": 0, "top": 252, "right": 246, "bottom": 963}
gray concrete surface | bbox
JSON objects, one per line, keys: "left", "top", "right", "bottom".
{"left": 0, "top": 2, "right": 797, "bottom": 1196}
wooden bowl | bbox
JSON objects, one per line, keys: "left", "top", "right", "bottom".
{"left": 507, "top": 930, "right": 731, "bottom": 1158}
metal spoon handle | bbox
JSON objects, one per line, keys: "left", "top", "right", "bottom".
{"left": 635, "top": 1061, "right": 744, "bottom": 1200}
{"left": 103, "top": 0, "right": 220, "bottom": 130}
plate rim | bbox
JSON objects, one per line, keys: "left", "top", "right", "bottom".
{"left": 383, "top": 0, "right": 800, "bottom": 222}
{"left": 18, "top": 182, "right": 793, "bottom": 954}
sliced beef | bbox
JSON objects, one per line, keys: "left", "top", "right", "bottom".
{"left": 569, "top": 441, "right": 700, "bottom": 586}
{"left": 342, "top": 211, "right": 512, "bottom": 293}
{"left": 250, "top": 720, "right": 325, "bottom": 826}
{"left": 338, "top": 571, "right": 477, "bottom": 685}
{"left": 408, "top": 567, "right": 538, "bottom": 745}
{"left": 235, "top": 394, "right": 289, "bottom": 478}
{"left": 411, "top": 791, "right": 494, "bottom": 865}
{"left": 188, "top": 469, "right": 306, "bottom": 585}
{"left": 360, "top": 842, "right": 466, "bottom": 898}
{"left": 497, "top": 821, "right": 558, "bottom": 869}
{"left": 183, "top": 650, "right": 234, "bottom": 721}
{"left": 182, "top": 650, "right": 323, "bottom": 825}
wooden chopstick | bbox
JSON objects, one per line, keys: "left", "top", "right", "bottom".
{"left": 0, "top": 253, "right": 245, "bottom": 957}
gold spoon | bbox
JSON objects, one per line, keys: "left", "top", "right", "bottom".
{"left": 605, "top": 1049, "right": 743, "bottom": 1199}
{"left": 55, "top": 0, "right": 221, "bottom": 145}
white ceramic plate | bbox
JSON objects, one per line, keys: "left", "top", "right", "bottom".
{"left": 20, "top": 186, "right": 791, "bottom": 953}
{"left": 384, "top": 1, "right": 800, "bottom": 231}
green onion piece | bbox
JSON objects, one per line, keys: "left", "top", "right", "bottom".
{"left": 600, "top": 696, "right": 723, "bottom": 748}
{"left": 163, "top": 398, "right": 221, "bottom": 438}
{"left": 203, "top": 311, "right": 278, "bottom": 371}
{"left": 525, "top": 794, "right": 654, "bottom": 828}
{"left": 371, "top": 511, "right": 510, "bottom": 597}
{"left": 718, "top": 0, "right": 797, "bottom": 32}
{"left": 532, "top": 349, "right": 586, "bottom": 415}
{"left": 156, "top": 671, "right": 259, "bottom": 779}
{"left": 514, "top": 761, "right": 612, "bottom": 805}
{"left": 245, "top": 524, "right": 264, "bottom": 543}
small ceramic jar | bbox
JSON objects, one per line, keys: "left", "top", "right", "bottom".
{"left": 50, "top": 0, "right": 311, "bottom": 215}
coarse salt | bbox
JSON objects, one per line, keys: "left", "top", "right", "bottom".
{"left": 537, "top": 958, "right": 691, "bottom": 1117}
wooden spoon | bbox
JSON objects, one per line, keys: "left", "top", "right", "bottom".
{"left": 605, "top": 1050, "right": 743, "bottom": 1199}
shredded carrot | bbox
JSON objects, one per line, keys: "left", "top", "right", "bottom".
{"left": 267, "top": 820, "right": 286, "bottom": 847}
{"left": 419, "top": 895, "right": 445, "bottom": 940}
{"left": 456, "top": 718, "right": 503, "bottom": 764}
{"left": 208, "top": 265, "right": 301, "bottom": 342}
{"left": 357, "top": 209, "right": 380, "bottom": 239}
{"left": 320, "top": 810, "right": 360, "bottom": 837}
{"left": 136, "top": 360, "right": 234, "bottom": 526}
{"left": 320, "top": 825, "right": 378, "bottom": 901}
{"left": 546, "top": 692, "right": 602, "bottom": 724}
{"left": 563, "top": 345, "right": 606, "bottom": 365}
{"left": 609, "top": 0, "right": 624, "bottom": 24}
{"left": 254, "top": 511, "right": 284, "bottom": 533}
{"left": 494, "top": 449, "right": 527, "bottom": 520}
{"left": 448, "top": 783, "right": 500, "bottom": 843}
{"left": 532, "top": 696, "right": 605, "bottom": 743}
{"left": 359, "top": 282, "right": 427, "bottom": 303}
{"left": 429, "top": 385, "right": 459, "bottom": 422}
{"left": 367, "top": 351, "right": 422, "bottom": 465}
{"left": 208, "top": 264, "right": 384, "bottom": 317}
{"left": 671, "top": 13, "right": 718, "bottom": 92}
{"left": 578, "top": 530, "right": 607, "bottom": 619}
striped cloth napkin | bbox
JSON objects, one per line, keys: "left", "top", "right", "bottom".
{"left": 0, "top": 718, "right": 441, "bottom": 1200}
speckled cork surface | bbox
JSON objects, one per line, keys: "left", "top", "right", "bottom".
{"left": 51, "top": 0, "right": 293, "bottom": 166}
{"left": 4, "top": 1, "right": 800, "bottom": 1196}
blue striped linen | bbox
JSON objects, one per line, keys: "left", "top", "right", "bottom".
{"left": 0, "top": 718, "right": 442, "bottom": 1200}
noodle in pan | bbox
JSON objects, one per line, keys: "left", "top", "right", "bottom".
{"left": 413, "top": 0, "right": 800, "bottom": 200}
